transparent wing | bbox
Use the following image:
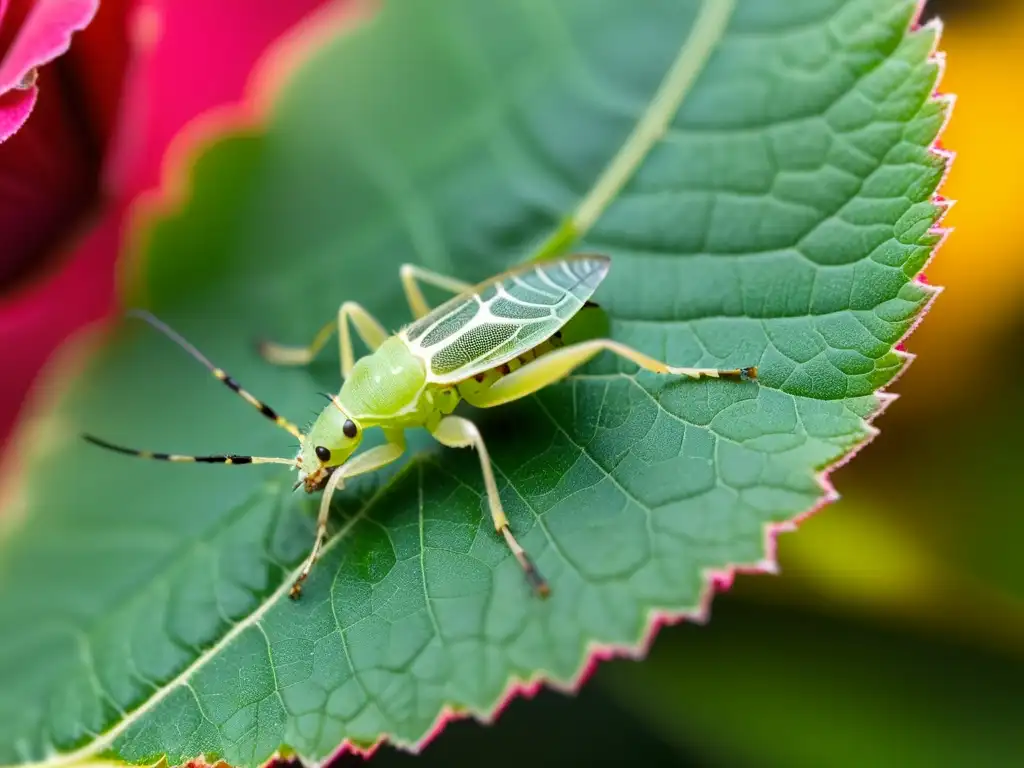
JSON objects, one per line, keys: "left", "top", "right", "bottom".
{"left": 402, "top": 254, "right": 610, "bottom": 383}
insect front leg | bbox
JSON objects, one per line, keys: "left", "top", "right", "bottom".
{"left": 462, "top": 339, "right": 758, "bottom": 409}
{"left": 260, "top": 302, "right": 389, "bottom": 379}
{"left": 400, "top": 263, "right": 473, "bottom": 319}
{"left": 290, "top": 432, "right": 407, "bottom": 599}
{"left": 430, "top": 415, "right": 549, "bottom": 597}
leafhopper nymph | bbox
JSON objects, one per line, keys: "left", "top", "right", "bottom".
{"left": 85, "top": 255, "right": 757, "bottom": 599}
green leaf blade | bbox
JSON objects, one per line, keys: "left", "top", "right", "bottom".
{"left": 0, "top": 1, "right": 950, "bottom": 766}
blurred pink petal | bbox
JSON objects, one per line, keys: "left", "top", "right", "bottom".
{"left": 0, "top": 0, "right": 99, "bottom": 142}
{"left": 111, "top": 0, "right": 330, "bottom": 197}
{"left": 0, "top": 0, "right": 334, "bottom": 452}
{"left": 0, "top": 85, "right": 34, "bottom": 138}
{"left": 0, "top": 61, "right": 104, "bottom": 288}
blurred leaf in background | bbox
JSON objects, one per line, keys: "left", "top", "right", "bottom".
{"left": 600, "top": 600, "right": 1024, "bottom": 768}
{"left": 0, "top": 0, "right": 333, "bottom": 457}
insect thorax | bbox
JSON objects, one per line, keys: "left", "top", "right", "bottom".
{"left": 337, "top": 336, "right": 429, "bottom": 423}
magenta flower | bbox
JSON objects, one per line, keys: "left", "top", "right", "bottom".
{"left": 0, "top": 0, "right": 332, "bottom": 453}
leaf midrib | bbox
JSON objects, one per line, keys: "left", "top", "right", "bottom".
{"left": 533, "top": 0, "right": 736, "bottom": 260}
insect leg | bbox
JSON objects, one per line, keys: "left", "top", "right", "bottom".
{"left": 430, "top": 415, "right": 549, "bottom": 597}
{"left": 464, "top": 339, "right": 758, "bottom": 409}
{"left": 290, "top": 432, "right": 407, "bottom": 599}
{"left": 260, "top": 302, "right": 388, "bottom": 379}
{"left": 400, "top": 264, "right": 473, "bottom": 319}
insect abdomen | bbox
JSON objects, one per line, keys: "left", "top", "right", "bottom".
{"left": 454, "top": 332, "right": 565, "bottom": 399}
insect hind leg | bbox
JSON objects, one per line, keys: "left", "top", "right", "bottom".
{"left": 463, "top": 339, "right": 758, "bottom": 409}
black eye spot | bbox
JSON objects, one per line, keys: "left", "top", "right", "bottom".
{"left": 343, "top": 419, "right": 358, "bottom": 439}
{"left": 315, "top": 446, "right": 331, "bottom": 462}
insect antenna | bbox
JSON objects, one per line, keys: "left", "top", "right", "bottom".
{"left": 83, "top": 434, "right": 296, "bottom": 467}
{"left": 125, "top": 309, "right": 304, "bottom": 440}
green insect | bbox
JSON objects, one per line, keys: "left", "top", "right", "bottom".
{"left": 85, "top": 255, "right": 757, "bottom": 599}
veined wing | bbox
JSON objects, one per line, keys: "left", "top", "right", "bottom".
{"left": 402, "top": 254, "right": 610, "bottom": 384}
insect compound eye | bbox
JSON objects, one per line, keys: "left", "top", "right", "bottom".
{"left": 343, "top": 419, "right": 358, "bottom": 439}
{"left": 314, "top": 445, "right": 331, "bottom": 462}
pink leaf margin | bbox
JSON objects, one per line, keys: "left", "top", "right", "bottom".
{"left": 0, "top": 0, "right": 99, "bottom": 142}
{"left": 51, "top": 0, "right": 958, "bottom": 764}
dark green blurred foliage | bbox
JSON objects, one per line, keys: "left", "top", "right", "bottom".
{"left": 602, "top": 600, "right": 1024, "bottom": 768}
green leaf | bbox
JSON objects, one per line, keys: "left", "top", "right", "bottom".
{"left": 0, "top": 1, "right": 948, "bottom": 766}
